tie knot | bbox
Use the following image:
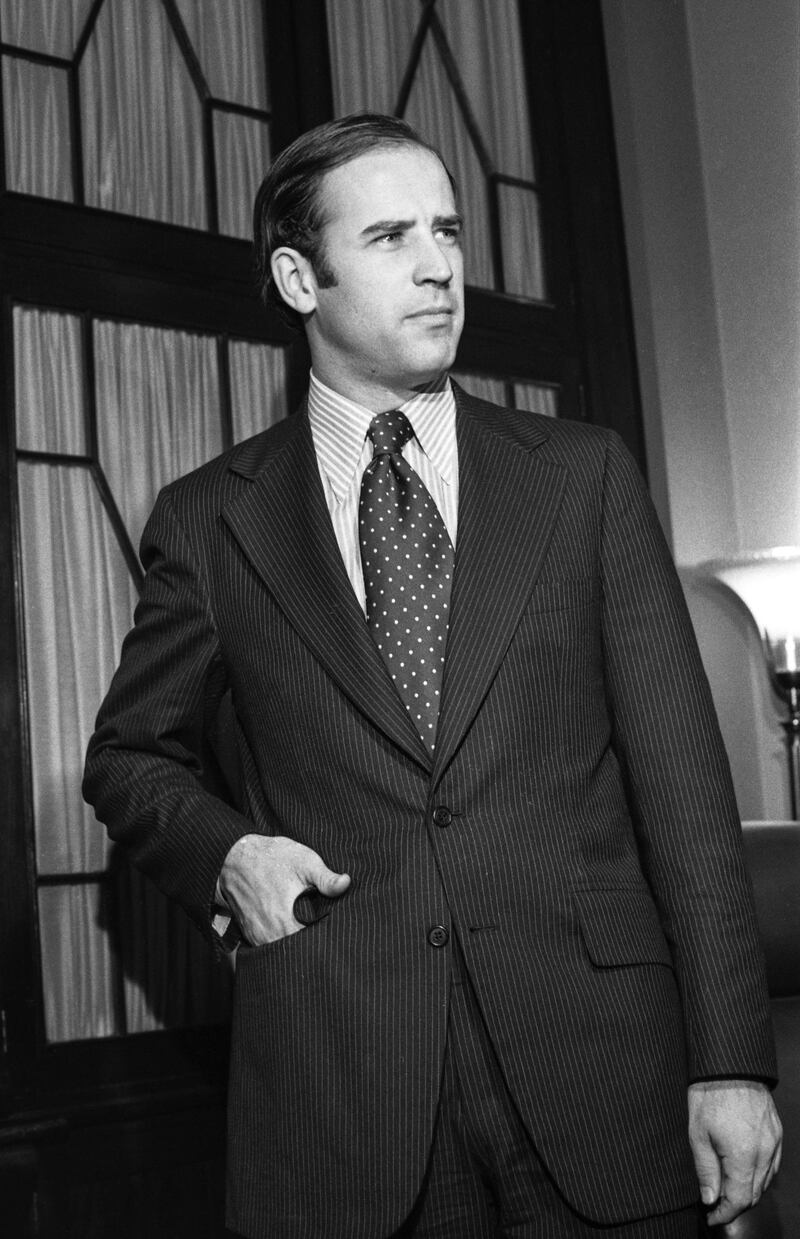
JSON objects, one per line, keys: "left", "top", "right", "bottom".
{"left": 367, "top": 410, "right": 414, "bottom": 457}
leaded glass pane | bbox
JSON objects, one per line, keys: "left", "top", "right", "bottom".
{"left": 498, "top": 182, "right": 545, "bottom": 300}
{"left": 39, "top": 868, "right": 233, "bottom": 1042}
{"left": 16, "top": 308, "right": 243, "bottom": 1044}
{"left": 0, "top": 0, "right": 93, "bottom": 57}
{"left": 324, "top": 0, "right": 545, "bottom": 300}
{"left": 2, "top": 0, "right": 272, "bottom": 234}
{"left": 214, "top": 108, "right": 271, "bottom": 240}
{"left": 121, "top": 867, "right": 232, "bottom": 1034}
{"left": 38, "top": 882, "right": 120, "bottom": 1041}
{"left": 229, "top": 339, "right": 289, "bottom": 442}
{"left": 14, "top": 307, "right": 85, "bottom": 454}
{"left": 452, "top": 371, "right": 506, "bottom": 405}
{"left": 325, "top": 0, "right": 418, "bottom": 115}
{"left": 17, "top": 462, "right": 136, "bottom": 874}
{"left": 80, "top": 0, "right": 206, "bottom": 228}
{"left": 514, "top": 382, "right": 559, "bottom": 417}
{"left": 436, "top": 0, "right": 535, "bottom": 181}
{"left": 453, "top": 374, "right": 559, "bottom": 417}
{"left": 2, "top": 57, "right": 72, "bottom": 199}
{"left": 175, "top": 0, "right": 268, "bottom": 108}
{"left": 94, "top": 320, "right": 222, "bottom": 551}
{"left": 404, "top": 33, "right": 494, "bottom": 289}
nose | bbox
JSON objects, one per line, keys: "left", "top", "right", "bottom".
{"left": 413, "top": 232, "right": 454, "bottom": 285}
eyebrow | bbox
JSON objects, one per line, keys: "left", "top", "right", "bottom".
{"left": 359, "top": 213, "right": 464, "bottom": 240}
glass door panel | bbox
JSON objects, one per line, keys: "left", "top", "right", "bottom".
{"left": 14, "top": 304, "right": 289, "bottom": 1042}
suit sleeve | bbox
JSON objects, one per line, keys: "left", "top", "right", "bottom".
{"left": 598, "top": 431, "right": 776, "bottom": 1084}
{"left": 83, "top": 488, "right": 253, "bottom": 944}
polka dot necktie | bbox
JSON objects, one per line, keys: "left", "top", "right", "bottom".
{"left": 359, "top": 410, "right": 454, "bottom": 753}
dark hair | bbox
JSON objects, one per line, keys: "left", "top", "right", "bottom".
{"left": 253, "top": 113, "right": 455, "bottom": 331}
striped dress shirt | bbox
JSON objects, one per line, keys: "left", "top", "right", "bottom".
{"left": 307, "top": 371, "right": 459, "bottom": 612}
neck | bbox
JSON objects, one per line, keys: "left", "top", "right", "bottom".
{"left": 309, "top": 366, "right": 447, "bottom": 412}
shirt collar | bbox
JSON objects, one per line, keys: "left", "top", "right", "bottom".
{"left": 308, "top": 371, "right": 457, "bottom": 503}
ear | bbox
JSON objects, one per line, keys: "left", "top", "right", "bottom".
{"left": 270, "top": 247, "right": 318, "bottom": 316}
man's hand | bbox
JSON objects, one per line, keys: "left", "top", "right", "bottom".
{"left": 219, "top": 834, "right": 351, "bottom": 947}
{"left": 688, "top": 1079, "right": 782, "bottom": 1226}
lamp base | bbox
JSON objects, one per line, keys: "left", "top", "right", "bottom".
{"left": 780, "top": 711, "right": 800, "bottom": 822}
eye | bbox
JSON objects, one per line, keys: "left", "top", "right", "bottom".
{"left": 376, "top": 230, "right": 404, "bottom": 245}
{"left": 436, "top": 224, "right": 462, "bottom": 244}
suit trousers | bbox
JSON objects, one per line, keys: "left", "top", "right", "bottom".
{"left": 395, "top": 941, "right": 701, "bottom": 1239}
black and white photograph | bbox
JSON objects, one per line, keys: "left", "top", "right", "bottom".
{"left": 0, "top": 2, "right": 797, "bottom": 1236}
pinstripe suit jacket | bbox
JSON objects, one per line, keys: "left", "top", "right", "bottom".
{"left": 84, "top": 386, "right": 776, "bottom": 1239}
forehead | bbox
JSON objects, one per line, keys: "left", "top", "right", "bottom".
{"left": 318, "top": 145, "right": 456, "bottom": 231}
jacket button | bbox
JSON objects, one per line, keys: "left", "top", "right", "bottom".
{"left": 432, "top": 806, "right": 452, "bottom": 827}
{"left": 428, "top": 925, "right": 449, "bottom": 948}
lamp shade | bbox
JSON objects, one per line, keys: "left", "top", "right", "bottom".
{"left": 703, "top": 547, "right": 800, "bottom": 678}
{"left": 704, "top": 547, "right": 800, "bottom": 820}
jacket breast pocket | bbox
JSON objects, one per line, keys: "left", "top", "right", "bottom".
{"left": 527, "top": 576, "right": 599, "bottom": 616}
{"left": 573, "top": 887, "right": 673, "bottom": 969}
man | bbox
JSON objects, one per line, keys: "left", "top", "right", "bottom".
{"left": 84, "top": 114, "right": 781, "bottom": 1238}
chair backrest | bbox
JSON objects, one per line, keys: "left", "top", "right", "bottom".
{"left": 741, "top": 822, "right": 800, "bottom": 998}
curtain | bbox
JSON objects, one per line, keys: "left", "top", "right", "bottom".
{"left": 174, "top": 0, "right": 267, "bottom": 109}
{"left": 325, "top": 0, "right": 544, "bottom": 299}
{"left": 16, "top": 307, "right": 138, "bottom": 1041}
{"left": 2, "top": 0, "right": 270, "bottom": 239}
{"left": 452, "top": 371, "right": 507, "bottom": 406}
{"left": 80, "top": 0, "right": 205, "bottom": 228}
{"left": 15, "top": 306, "right": 289, "bottom": 1041}
{"left": 214, "top": 109, "right": 271, "bottom": 240}
{"left": 18, "top": 462, "right": 134, "bottom": 878}
{"left": 230, "top": 339, "right": 290, "bottom": 441}
{"left": 94, "top": 320, "right": 222, "bottom": 551}
{"left": 454, "top": 372, "right": 558, "bottom": 417}
{"left": 121, "top": 866, "right": 232, "bottom": 1035}
{"left": 0, "top": 0, "right": 92, "bottom": 54}
{"left": 181, "top": 0, "right": 272, "bottom": 238}
{"left": 1, "top": 56, "right": 72, "bottom": 200}
{"left": 15, "top": 308, "right": 86, "bottom": 455}
{"left": 38, "top": 885, "right": 119, "bottom": 1042}
{"left": 514, "top": 382, "right": 558, "bottom": 418}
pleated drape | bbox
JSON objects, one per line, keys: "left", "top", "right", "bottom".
{"left": 94, "top": 321, "right": 223, "bottom": 551}
{"left": 325, "top": 0, "right": 545, "bottom": 299}
{"left": 1, "top": 0, "right": 270, "bottom": 238}
{"left": 452, "top": 371, "right": 558, "bottom": 417}
{"left": 15, "top": 304, "right": 287, "bottom": 1042}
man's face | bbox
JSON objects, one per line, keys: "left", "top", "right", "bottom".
{"left": 304, "top": 144, "right": 465, "bottom": 407}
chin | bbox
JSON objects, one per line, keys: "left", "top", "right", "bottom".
{"left": 401, "top": 364, "right": 450, "bottom": 391}
{"left": 409, "top": 343, "right": 457, "bottom": 378}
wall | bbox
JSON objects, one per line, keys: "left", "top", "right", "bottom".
{"left": 601, "top": 0, "right": 800, "bottom": 820}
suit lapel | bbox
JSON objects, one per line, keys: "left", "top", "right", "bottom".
{"left": 222, "top": 408, "right": 432, "bottom": 771}
{"left": 431, "top": 392, "right": 567, "bottom": 782}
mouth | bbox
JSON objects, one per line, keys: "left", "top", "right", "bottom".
{"left": 406, "top": 307, "right": 455, "bottom": 321}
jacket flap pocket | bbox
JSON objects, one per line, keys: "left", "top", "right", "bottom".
{"left": 574, "top": 888, "right": 673, "bottom": 968}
